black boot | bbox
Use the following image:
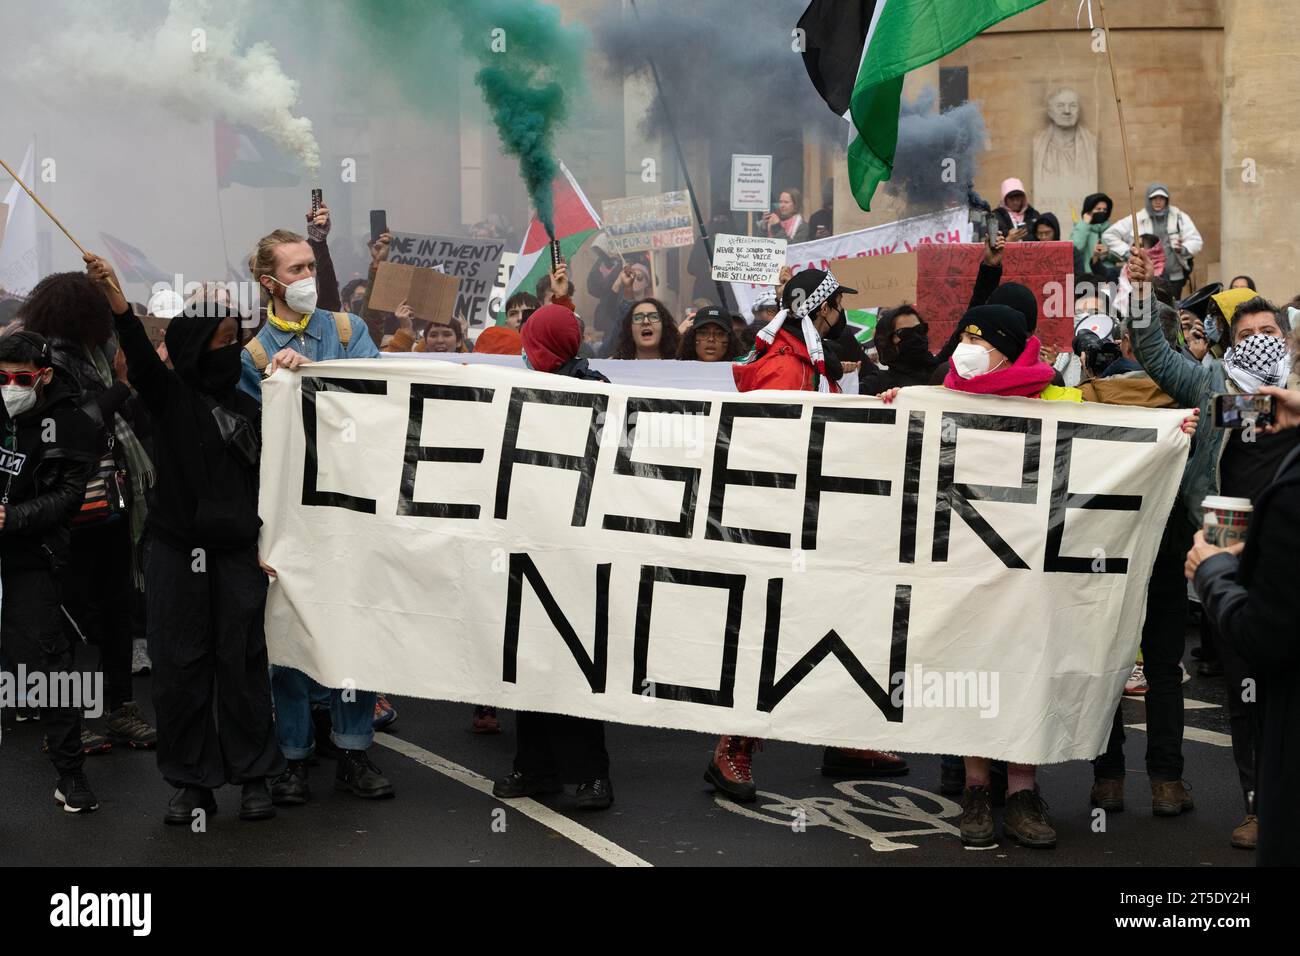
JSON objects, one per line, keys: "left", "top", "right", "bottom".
{"left": 575, "top": 777, "right": 614, "bottom": 810}
{"left": 239, "top": 779, "right": 277, "bottom": 821}
{"left": 492, "top": 770, "right": 561, "bottom": 799}
{"left": 271, "top": 760, "right": 311, "bottom": 806}
{"left": 335, "top": 749, "right": 395, "bottom": 799}
{"left": 165, "top": 787, "right": 217, "bottom": 826}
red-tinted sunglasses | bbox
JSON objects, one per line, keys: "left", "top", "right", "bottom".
{"left": 0, "top": 368, "right": 49, "bottom": 387}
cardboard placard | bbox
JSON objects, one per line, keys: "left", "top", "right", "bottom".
{"left": 601, "top": 191, "right": 694, "bottom": 254}
{"left": 386, "top": 233, "right": 504, "bottom": 324}
{"left": 827, "top": 251, "right": 918, "bottom": 311}
{"left": 710, "top": 234, "right": 786, "bottom": 284}
{"left": 370, "top": 261, "right": 461, "bottom": 325}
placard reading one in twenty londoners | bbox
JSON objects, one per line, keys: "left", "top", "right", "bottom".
{"left": 711, "top": 234, "right": 786, "bottom": 285}
{"left": 601, "top": 191, "right": 695, "bottom": 255}
{"left": 387, "top": 233, "right": 504, "bottom": 325}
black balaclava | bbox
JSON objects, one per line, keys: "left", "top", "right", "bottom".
{"left": 164, "top": 303, "right": 241, "bottom": 394}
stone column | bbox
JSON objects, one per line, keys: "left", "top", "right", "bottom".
{"left": 1221, "top": 1, "right": 1300, "bottom": 300}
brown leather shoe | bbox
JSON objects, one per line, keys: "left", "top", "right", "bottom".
{"left": 1151, "top": 779, "right": 1194, "bottom": 816}
{"left": 1231, "top": 814, "right": 1258, "bottom": 850}
{"left": 1090, "top": 777, "right": 1124, "bottom": 812}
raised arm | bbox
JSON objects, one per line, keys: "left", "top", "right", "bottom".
{"left": 85, "top": 254, "right": 172, "bottom": 405}
{"left": 1123, "top": 248, "right": 1212, "bottom": 408}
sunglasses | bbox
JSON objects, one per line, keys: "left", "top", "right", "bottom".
{"left": 631, "top": 312, "right": 662, "bottom": 325}
{"left": 0, "top": 368, "right": 48, "bottom": 387}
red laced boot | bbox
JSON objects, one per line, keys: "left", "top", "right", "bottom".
{"left": 704, "top": 735, "right": 758, "bottom": 803}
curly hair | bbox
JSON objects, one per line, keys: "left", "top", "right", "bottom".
{"left": 15, "top": 271, "right": 114, "bottom": 345}
{"left": 676, "top": 321, "right": 742, "bottom": 362}
{"left": 609, "top": 298, "right": 679, "bottom": 360}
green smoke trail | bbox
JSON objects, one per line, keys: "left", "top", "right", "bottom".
{"left": 341, "top": 0, "right": 587, "bottom": 237}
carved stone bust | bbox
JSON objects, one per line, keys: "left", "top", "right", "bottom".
{"left": 1033, "top": 87, "right": 1098, "bottom": 225}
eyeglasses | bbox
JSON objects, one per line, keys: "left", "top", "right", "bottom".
{"left": 0, "top": 368, "right": 47, "bottom": 387}
{"left": 631, "top": 312, "right": 662, "bottom": 325}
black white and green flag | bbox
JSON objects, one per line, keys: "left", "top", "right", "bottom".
{"left": 798, "top": 0, "right": 1045, "bottom": 211}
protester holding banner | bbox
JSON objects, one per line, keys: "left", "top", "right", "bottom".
{"left": 494, "top": 302, "right": 613, "bottom": 810}
{"left": 676, "top": 306, "right": 743, "bottom": 363}
{"left": 1126, "top": 247, "right": 1298, "bottom": 849}
{"left": 1189, "top": 385, "right": 1300, "bottom": 866}
{"left": 607, "top": 298, "right": 681, "bottom": 361}
{"left": 85, "top": 254, "right": 285, "bottom": 823}
{"left": 17, "top": 271, "right": 158, "bottom": 753}
{"left": 0, "top": 329, "right": 100, "bottom": 812}
{"left": 237, "top": 227, "right": 394, "bottom": 806}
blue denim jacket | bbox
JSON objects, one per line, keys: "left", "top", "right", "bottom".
{"left": 239, "top": 308, "right": 379, "bottom": 402}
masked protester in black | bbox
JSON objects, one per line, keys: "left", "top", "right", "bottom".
{"left": 92, "top": 255, "right": 284, "bottom": 825}
{"left": 0, "top": 331, "right": 100, "bottom": 812}
{"left": 861, "top": 306, "right": 941, "bottom": 395}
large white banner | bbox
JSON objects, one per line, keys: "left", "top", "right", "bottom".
{"left": 730, "top": 206, "right": 971, "bottom": 318}
{"left": 260, "top": 360, "right": 1188, "bottom": 765}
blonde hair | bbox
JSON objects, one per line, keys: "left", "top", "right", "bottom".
{"left": 250, "top": 229, "right": 307, "bottom": 302}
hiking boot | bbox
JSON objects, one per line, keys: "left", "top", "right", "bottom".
{"left": 54, "top": 770, "right": 99, "bottom": 814}
{"left": 960, "top": 785, "right": 995, "bottom": 846}
{"left": 1003, "top": 789, "right": 1057, "bottom": 848}
{"left": 373, "top": 695, "right": 397, "bottom": 730}
{"left": 820, "top": 747, "right": 908, "bottom": 777}
{"left": 472, "top": 706, "right": 501, "bottom": 735}
{"left": 271, "top": 760, "right": 310, "bottom": 806}
{"left": 44, "top": 727, "right": 112, "bottom": 756}
{"left": 1231, "top": 815, "right": 1258, "bottom": 850}
{"left": 131, "top": 639, "right": 152, "bottom": 676}
{"left": 105, "top": 702, "right": 157, "bottom": 750}
{"left": 575, "top": 777, "right": 614, "bottom": 810}
{"left": 492, "top": 770, "right": 560, "bottom": 799}
{"left": 1151, "top": 779, "right": 1194, "bottom": 816}
{"left": 704, "top": 736, "right": 757, "bottom": 803}
{"left": 334, "top": 748, "right": 395, "bottom": 799}
{"left": 1090, "top": 777, "right": 1125, "bottom": 813}
{"left": 239, "top": 779, "right": 276, "bottom": 821}
{"left": 165, "top": 787, "right": 216, "bottom": 825}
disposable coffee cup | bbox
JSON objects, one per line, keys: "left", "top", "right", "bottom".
{"left": 1202, "top": 495, "right": 1252, "bottom": 548}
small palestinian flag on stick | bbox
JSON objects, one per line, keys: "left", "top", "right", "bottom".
{"left": 797, "top": 0, "right": 1046, "bottom": 212}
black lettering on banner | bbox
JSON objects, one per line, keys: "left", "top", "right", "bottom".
{"left": 301, "top": 375, "right": 388, "bottom": 514}
{"left": 757, "top": 578, "right": 909, "bottom": 721}
{"left": 502, "top": 553, "right": 609, "bottom": 693}
{"left": 632, "top": 565, "right": 744, "bottom": 707}
{"left": 1044, "top": 422, "right": 1153, "bottom": 573}
{"left": 932, "top": 413, "right": 1041, "bottom": 568}
{"left": 802, "top": 406, "right": 895, "bottom": 550}
{"left": 706, "top": 402, "right": 801, "bottom": 549}
{"left": 898, "top": 411, "right": 926, "bottom": 563}
{"left": 398, "top": 383, "right": 494, "bottom": 519}
{"left": 603, "top": 397, "right": 711, "bottom": 538}
{"left": 494, "top": 387, "right": 609, "bottom": 527}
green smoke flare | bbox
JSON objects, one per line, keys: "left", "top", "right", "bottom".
{"left": 343, "top": 0, "right": 587, "bottom": 237}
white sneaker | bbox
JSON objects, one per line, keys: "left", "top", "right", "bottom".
{"left": 131, "top": 639, "right": 152, "bottom": 676}
{"left": 1180, "top": 662, "right": 1191, "bottom": 685}
{"left": 1124, "top": 663, "right": 1148, "bottom": 696}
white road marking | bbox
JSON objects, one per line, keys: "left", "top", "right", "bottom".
{"left": 373, "top": 732, "right": 652, "bottom": 868}
{"left": 1125, "top": 723, "right": 1233, "bottom": 748}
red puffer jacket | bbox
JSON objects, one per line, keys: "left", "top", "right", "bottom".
{"left": 732, "top": 327, "right": 841, "bottom": 393}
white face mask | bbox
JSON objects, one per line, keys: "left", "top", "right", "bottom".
{"left": 2, "top": 384, "right": 38, "bottom": 417}
{"left": 952, "top": 342, "right": 997, "bottom": 379}
{"left": 269, "top": 276, "right": 318, "bottom": 316}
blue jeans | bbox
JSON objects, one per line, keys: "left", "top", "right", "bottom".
{"left": 272, "top": 665, "right": 376, "bottom": 760}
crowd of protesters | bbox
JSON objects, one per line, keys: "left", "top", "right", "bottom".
{"left": 0, "top": 175, "right": 1295, "bottom": 866}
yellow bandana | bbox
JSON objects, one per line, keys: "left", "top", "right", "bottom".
{"left": 266, "top": 300, "right": 312, "bottom": 335}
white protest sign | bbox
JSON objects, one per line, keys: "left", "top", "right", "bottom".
{"left": 261, "top": 361, "right": 1189, "bottom": 765}
{"left": 710, "top": 234, "right": 786, "bottom": 285}
{"left": 730, "top": 206, "right": 971, "bottom": 317}
{"left": 730, "top": 154, "right": 772, "bottom": 213}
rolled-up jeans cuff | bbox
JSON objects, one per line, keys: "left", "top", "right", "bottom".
{"left": 280, "top": 745, "right": 314, "bottom": 761}
{"left": 331, "top": 730, "right": 374, "bottom": 751}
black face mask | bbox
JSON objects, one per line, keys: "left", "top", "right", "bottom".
{"left": 894, "top": 324, "right": 931, "bottom": 363}
{"left": 198, "top": 343, "right": 242, "bottom": 393}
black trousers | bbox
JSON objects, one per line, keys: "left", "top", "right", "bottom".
{"left": 513, "top": 712, "right": 609, "bottom": 782}
{"left": 65, "top": 518, "right": 135, "bottom": 712}
{"left": 1095, "top": 516, "right": 1191, "bottom": 782}
{"left": 145, "top": 537, "right": 284, "bottom": 789}
{"left": 1, "top": 568, "right": 84, "bottom": 774}
{"left": 1207, "top": 612, "right": 1257, "bottom": 796}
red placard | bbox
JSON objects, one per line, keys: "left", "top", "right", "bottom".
{"left": 917, "top": 243, "right": 1076, "bottom": 350}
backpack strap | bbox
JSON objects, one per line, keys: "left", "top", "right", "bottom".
{"left": 244, "top": 337, "right": 270, "bottom": 374}
{"left": 333, "top": 311, "right": 352, "bottom": 348}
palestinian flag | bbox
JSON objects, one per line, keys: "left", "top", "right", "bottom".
{"left": 99, "top": 232, "right": 170, "bottom": 285}
{"left": 499, "top": 161, "right": 601, "bottom": 324}
{"left": 214, "top": 119, "right": 302, "bottom": 189}
{"left": 798, "top": 0, "right": 1045, "bottom": 211}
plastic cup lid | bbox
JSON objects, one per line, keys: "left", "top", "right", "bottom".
{"left": 1202, "top": 495, "right": 1252, "bottom": 511}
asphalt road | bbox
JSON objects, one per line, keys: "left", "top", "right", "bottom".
{"left": 0, "top": 624, "right": 1255, "bottom": 869}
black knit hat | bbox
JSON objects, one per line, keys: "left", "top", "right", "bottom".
{"left": 959, "top": 304, "right": 1028, "bottom": 362}
{"left": 987, "top": 281, "right": 1038, "bottom": 332}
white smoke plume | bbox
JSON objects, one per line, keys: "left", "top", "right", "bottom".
{"left": 24, "top": 0, "right": 319, "bottom": 176}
